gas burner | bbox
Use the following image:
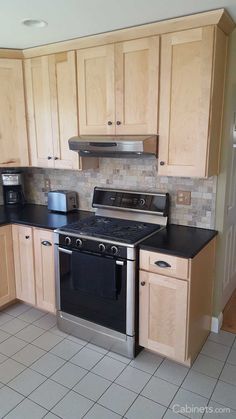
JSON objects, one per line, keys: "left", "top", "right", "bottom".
{"left": 60, "top": 215, "right": 162, "bottom": 245}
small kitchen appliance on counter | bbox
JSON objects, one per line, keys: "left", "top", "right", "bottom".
{"left": 1, "top": 171, "right": 25, "bottom": 206}
{"left": 54, "top": 187, "right": 169, "bottom": 358}
{"left": 48, "top": 190, "right": 78, "bottom": 213}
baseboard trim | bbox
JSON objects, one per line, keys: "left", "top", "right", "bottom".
{"left": 211, "top": 312, "right": 223, "bottom": 333}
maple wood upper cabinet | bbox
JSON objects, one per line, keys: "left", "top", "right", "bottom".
{"left": 77, "top": 37, "right": 159, "bottom": 135}
{"left": 0, "top": 226, "right": 15, "bottom": 308}
{"left": 158, "top": 26, "right": 227, "bottom": 178}
{"left": 24, "top": 52, "right": 97, "bottom": 170}
{"left": 0, "top": 59, "right": 29, "bottom": 167}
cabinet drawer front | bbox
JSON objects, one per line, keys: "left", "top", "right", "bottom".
{"left": 140, "top": 250, "right": 189, "bottom": 279}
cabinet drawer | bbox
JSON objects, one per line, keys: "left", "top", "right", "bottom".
{"left": 140, "top": 250, "right": 189, "bottom": 279}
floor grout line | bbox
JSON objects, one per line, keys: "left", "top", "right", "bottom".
{"left": 1, "top": 304, "right": 236, "bottom": 418}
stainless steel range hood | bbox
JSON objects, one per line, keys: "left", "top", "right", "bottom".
{"left": 68, "top": 135, "right": 158, "bottom": 158}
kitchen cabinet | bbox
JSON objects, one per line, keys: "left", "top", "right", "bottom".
{"left": 12, "top": 225, "right": 56, "bottom": 312}
{"left": 158, "top": 26, "right": 227, "bottom": 177}
{"left": 12, "top": 225, "right": 35, "bottom": 305}
{"left": 24, "top": 52, "right": 98, "bottom": 170}
{"left": 0, "top": 59, "right": 29, "bottom": 167}
{"left": 77, "top": 36, "right": 159, "bottom": 135}
{"left": 0, "top": 226, "right": 15, "bottom": 308}
{"left": 139, "top": 239, "right": 216, "bottom": 365}
{"left": 33, "top": 228, "right": 55, "bottom": 313}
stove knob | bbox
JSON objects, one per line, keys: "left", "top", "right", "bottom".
{"left": 111, "top": 245, "right": 118, "bottom": 255}
{"left": 65, "top": 236, "right": 71, "bottom": 246}
{"left": 76, "top": 238, "right": 83, "bottom": 248}
{"left": 99, "top": 243, "right": 106, "bottom": 252}
{"left": 139, "top": 198, "right": 146, "bottom": 206}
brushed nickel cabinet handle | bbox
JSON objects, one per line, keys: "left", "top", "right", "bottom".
{"left": 41, "top": 240, "right": 52, "bottom": 246}
{"left": 155, "top": 260, "right": 171, "bottom": 268}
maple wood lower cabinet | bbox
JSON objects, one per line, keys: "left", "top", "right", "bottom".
{"left": 12, "top": 225, "right": 35, "bottom": 305}
{"left": 0, "top": 226, "right": 15, "bottom": 308}
{"left": 12, "top": 225, "right": 56, "bottom": 313}
{"left": 33, "top": 228, "right": 55, "bottom": 313}
{"left": 139, "top": 239, "right": 216, "bottom": 366}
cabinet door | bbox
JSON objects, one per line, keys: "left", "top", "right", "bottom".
{"left": 77, "top": 45, "right": 115, "bottom": 135}
{"left": 0, "top": 226, "right": 15, "bottom": 308}
{"left": 24, "top": 56, "right": 54, "bottom": 168}
{"left": 49, "top": 52, "right": 80, "bottom": 170}
{"left": 0, "top": 59, "right": 29, "bottom": 167}
{"left": 139, "top": 270, "right": 188, "bottom": 362}
{"left": 12, "top": 225, "right": 35, "bottom": 305}
{"left": 115, "top": 37, "right": 159, "bottom": 134}
{"left": 33, "top": 229, "right": 55, "bottom": 313}
{"left": 158, "top": 27, "right": 214, "bottom": 177}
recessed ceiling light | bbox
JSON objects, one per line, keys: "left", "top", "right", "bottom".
{"left": 22, "top": 19, "right": 48, "bottom": 28}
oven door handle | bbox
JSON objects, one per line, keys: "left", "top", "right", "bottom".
{"left": 58, "top": 246, "right": 72, "bottom": 255}
{"left": 116, "top": 260, "right": 125, "bottom": 266}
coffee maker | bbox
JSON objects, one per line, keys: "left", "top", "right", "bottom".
{"left": 1, "top": 172, "right": 25, "bottom": 206}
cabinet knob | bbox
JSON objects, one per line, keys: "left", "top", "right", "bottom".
{"left": 25, "top": 235, "right": 30, "bottom": 239}
{"left": 54, "top": 157, "right": 59, "bottom": 160}
{"left": 116, "top": 121, "right": 121, "bottom": 125}
{"left": 141, "top": 281, "right": 146, "bottom": 286}
{"left": 41, "top": 240, "right": 52, "bottom": 246}
{"left": 107, "top": 121, "right": 113, "bottom": 125}
{"left": 47, "top": 156, "right": 52, "bottom": 160}
{"left": 160, "top": 161, "right": 165, "bottom": 166}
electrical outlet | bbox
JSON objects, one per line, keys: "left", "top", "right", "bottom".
{"left": 177, "top": 190, "right": 191, "bottom": 205}
{"left": 44, "top": 178, "right": 51, "bottom": 191}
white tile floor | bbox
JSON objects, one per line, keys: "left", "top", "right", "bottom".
{"left": 0, "top": 303, "right": 235, "bottom": 419}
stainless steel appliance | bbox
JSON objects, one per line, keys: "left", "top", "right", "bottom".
{"left": 48, "top": 190, "right": 78, "bottom": 213}
{"left": 68, "top": 135, "right": 158, "bottom": 158}
{"left": 54, "top": 187, "right": 169, "bottom": 358}
{"left": 1, "top": 172, "right": 25, "bottom": 205}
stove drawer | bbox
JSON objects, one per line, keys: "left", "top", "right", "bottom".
{"left": 140, "top": 250, "right": 189, "bottom": 280}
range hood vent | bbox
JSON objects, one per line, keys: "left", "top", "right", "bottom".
{"left": 68, "top": 135, "right": 158, "bottom": 158}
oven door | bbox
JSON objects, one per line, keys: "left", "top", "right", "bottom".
{"left": 57, "top": 246, "right": 130, "bottom": 334}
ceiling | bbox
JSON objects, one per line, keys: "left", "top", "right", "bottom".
{"left": 1, "top": 0, "right": 236, "bottom": 49}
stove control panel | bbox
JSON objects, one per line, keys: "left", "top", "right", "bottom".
{"left": 59, "top": 234, "right": 127, "bottom": 259}
{"left": 92, "top": 187, "right": 169, "bottom": 216}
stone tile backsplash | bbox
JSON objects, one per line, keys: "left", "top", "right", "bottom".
{"left": 19, "top": 158, "right": 217, "bottom": 229}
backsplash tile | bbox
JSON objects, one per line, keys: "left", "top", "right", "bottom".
{"left": 20, "top": 158, "right": 217, "bottom": 229}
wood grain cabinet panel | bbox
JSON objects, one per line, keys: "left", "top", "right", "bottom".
{"left": 12, "top": 225, "right": 35, "bottom": 305}
{"left": 139, "top": 270, "right": 188, "bottom": 362}
{"left": 158, "top": 26, "right": 227, "bottom": 177}
{"left": 0, "top": 59, "right": 29, "bottom": 167}
{"left": 77, "top": 45, "right": 116, "bottom": 135}
{"left": 24, "top": 52, "right": 97, "bottom": 170}
{"left": 77, "top": 36, "right": 159, "bottom": 135}
{"left": 33, "top": 229, "right": 55, "bottom": 313}
{"left": 115, "top": 37, "right": 159, "bottom": 134}
{"left": 0, "top": 226, "right": 15, "bottom": 308}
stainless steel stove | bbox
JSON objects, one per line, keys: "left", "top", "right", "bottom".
{"left": 54, "top": 187, "right": 169, "bottom": 358}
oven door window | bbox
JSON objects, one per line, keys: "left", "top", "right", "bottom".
{"left": 59, "top": 248, "right": 127, "bottom": 334}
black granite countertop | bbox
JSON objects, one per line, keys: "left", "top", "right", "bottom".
{"left": 139, "top": 224, "right": 218, "bottom": 259}
{"left": 0, "top": 205, "right": 217, "bottom": 257}
{"left": 0, "top": 204, "right": 92, "bottom": 230}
